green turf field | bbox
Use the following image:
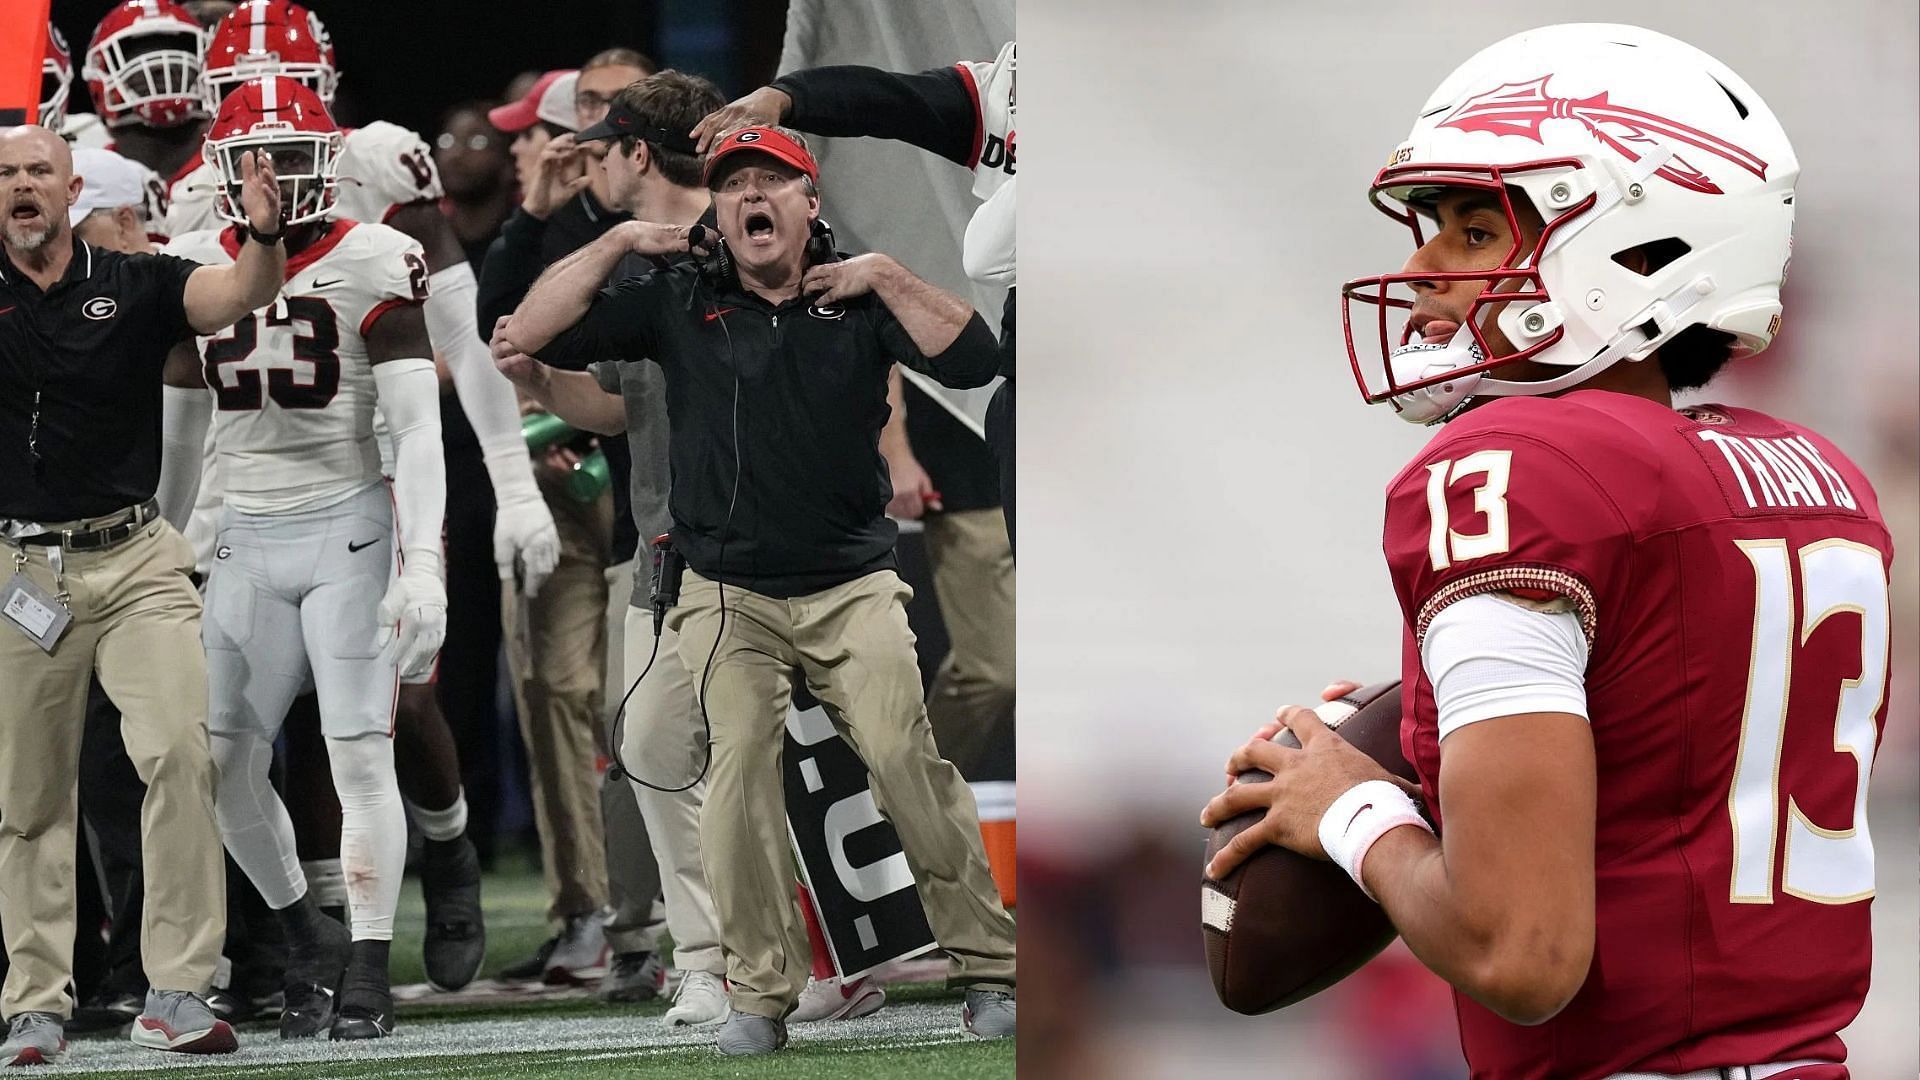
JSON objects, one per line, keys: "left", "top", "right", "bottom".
{"left": 53, "top": 857, "right": 1014, "bottom": 1078}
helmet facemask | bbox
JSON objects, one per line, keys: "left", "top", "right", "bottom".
{"left": 83, "top": 25, "right": 207, "bottom": 129}
{"left": 209, "top": 130, "right": 340, "bottom": 227}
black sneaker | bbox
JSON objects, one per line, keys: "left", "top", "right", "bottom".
{"left": 280, "top": 915, "right": 352, "bottom": 1039}
{"left": 328, "top": 992, "right": 395, "bottom": 1040}
{"left": 330, "top": 939, "right": 395, "bottom": 1040}
{"left": 66, "top": 989, "right": 143, "bottom": 1034}
{"left": 497, "top": 935, "right": 559, "bottom": 982}
{"left": 596, "top": 951, "right": 665, "bottom": 1003}
{"left": 420, "top": 835, "right": 486, "bottom": 992}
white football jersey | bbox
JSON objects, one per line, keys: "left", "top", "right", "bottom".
{"left": 60, "top": 112, "right": 111, "bottom": 149}
{"left": 955, "top": 41, "right": 1015, "bottom": 204}
{"left": 162, "top": 219, "right": 431, "bottom": 515}
{"left": 166, "top": 120, "right": 445, "bottom": 239}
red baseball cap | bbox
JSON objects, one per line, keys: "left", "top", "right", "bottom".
{"left": 703, "top": 126, "right": 819, "bottom": 187}
{"left": 488, "top": 69, "right": 578, "bottom": 134}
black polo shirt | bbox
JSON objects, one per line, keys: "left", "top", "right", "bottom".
{"left": 0, "top": 235, "right": 199, "bottom": 521}
{"left": 534, "top": 261, "right": 1000, "bottom": 598}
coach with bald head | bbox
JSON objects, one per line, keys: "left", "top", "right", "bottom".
{"left": 0, "top": 124, "right": 284, "bottom": 1063}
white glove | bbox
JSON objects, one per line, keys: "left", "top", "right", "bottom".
{"left": 376, "top": 561, "right": 448, "bottom": 679}
{"left": 493, "top": 484, "right": 561, "bottom": 597}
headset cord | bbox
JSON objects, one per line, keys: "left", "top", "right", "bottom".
{"left": 611, "top": 299, "right": 737, "bottom": 794}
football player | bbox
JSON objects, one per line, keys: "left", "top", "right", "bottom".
{"left": 78, "top": 0, "right": 213, "bottom": 235}
{"left": 160, "top": 75, "right": 444, "bottom": 1041}
{"left": 174, "top": 0, "right": 564, "bottom": 991}
{"left": 1202, "top": 24, "right": 1886, "bottom": 1080}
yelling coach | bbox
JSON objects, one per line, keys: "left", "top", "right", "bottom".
{"left": 493, "top": 126, "right": 1017, "bottom": 1055}
{"left": 0, "top": 125, "right": 284, "bottom": 1061}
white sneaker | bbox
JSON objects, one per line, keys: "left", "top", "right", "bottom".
{"left": 664, "top": 969, "right": 728, "bottom": 1027}
{"left": 543, "top": 909, "right": 612, "bottom": 985}
{"left": 791, "top": 974, "right": 886, "bottom": 1022}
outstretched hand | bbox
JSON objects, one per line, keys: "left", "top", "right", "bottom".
{"left": 237, "top": 149, "right": 282, "bottom": 233}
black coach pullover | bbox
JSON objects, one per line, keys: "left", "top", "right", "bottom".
{"left": 0, "top": 236, "right": 198, "bottom": 520}
{"left": 534, "top": 261, "right": 1000, "bottom": 598}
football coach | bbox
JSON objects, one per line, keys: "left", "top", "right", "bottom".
{"left": 0, "top": 124, "right": 285, "bottom": 1061}
{"left": 492, "top": 126, "right": 1016, "bottom": 1055}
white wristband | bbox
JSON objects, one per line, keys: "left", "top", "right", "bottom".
{"left": 1316, "top": 779, "right": 1433, "bottom": 902}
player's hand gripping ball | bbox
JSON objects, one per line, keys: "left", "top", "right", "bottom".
{"left": 1200, "top": 680, "right": 1426, "bottom": 1014}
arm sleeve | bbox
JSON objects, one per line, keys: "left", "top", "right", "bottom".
{"left": 1421, "top": 591, "right": 1590, "bottom": 741}
{"left": 372, "top": 357, "right": 446, "bottom": 565}
{"left": 475, "top": 208, "right": 551, "bottom": 333}
{"left": 875, "top": 306, "right": 1001, "bottom": 390}
{"left": 962, "top": 175, "right": 1015, "bottom": 286}
{"left": 772, "top": 64, "right": 979, "bottom": 165}
{"left": 531, "top": 276, "right": 662, "bottom": 373}
{"left": 157, "top": 385, "right": 211, "bottom": 529}
{"left": 423, "top": 262, "right": 544, "bottom": 504}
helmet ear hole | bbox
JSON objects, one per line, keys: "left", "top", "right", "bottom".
{"left": 1611, "top": 238, "right": 1692, "bottom": 277}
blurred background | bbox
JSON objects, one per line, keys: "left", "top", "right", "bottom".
{"left": 1019, "top": 1, "right": 1917, "bottom": 1077}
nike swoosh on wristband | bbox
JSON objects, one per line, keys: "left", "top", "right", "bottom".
{"left": 703, "top": 307, "right": 738, "bottom": 322}
{"left": 348, "top": 538, "right": 381, "bottom": 552}
{"left": 1344, "top": 803, "right": 1375, "bottom": 834}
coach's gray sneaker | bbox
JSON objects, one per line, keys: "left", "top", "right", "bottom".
{"left": 715, "top": 1009, "right": 788, "bottom": 1056}
{"left": 962, "top": 988, "right": 1015, "bottom": 1038}
{"left": 130, "top": 990, "right": 237, "bottom": 1055}
{"left": 1, "top": 1012, "right": 66, "bottom": 1066}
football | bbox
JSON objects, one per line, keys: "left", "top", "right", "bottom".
{"left": 1200, "top": 680, "right": 1422, "bottom": 1014}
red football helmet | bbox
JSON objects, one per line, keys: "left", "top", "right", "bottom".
{"left": 203, "top": 0, "right": 338, "bottom": 115}
{"left": 82, "top": 0, "right": 209, "bottom": 130}
{"left": 205, "top": 75, "right": 341, "bottom": 227}
{"left": 41, "top": 23, "right": 73, "bottom": 131}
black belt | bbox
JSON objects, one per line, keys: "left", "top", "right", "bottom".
{"left": 8, "top": 499, "right": 162, "bottom": 552}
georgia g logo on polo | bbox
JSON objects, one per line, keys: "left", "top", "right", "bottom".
{"left": 82, "top": 297, "right": 117, "bottom": 321}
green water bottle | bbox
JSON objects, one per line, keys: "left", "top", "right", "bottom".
{"left": 522, "top": 411, "right": 577, "bottom": 450}
{"left": 568, "top": 449, "right": 611, "bottom": 502}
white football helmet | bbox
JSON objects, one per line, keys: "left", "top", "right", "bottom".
{"left": 1342, "top": 24, "right": 1798, "bottom": 423}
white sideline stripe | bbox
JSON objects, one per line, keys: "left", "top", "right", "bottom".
{"left": 1201, "top": 885, "right": 1235, "bottom": 933}
{"left": 55, "top": 1001, "right": 972, "bottom": 1073}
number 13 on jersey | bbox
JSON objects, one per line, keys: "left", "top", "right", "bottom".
{"left": 1729, "top": 538, "right": 1888, "bottom": 906}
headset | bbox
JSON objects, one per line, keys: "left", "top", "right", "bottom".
{"left": 696, "top": 218, "right": 838, "bottom": 287}
{"left": 610, "top": 214, "right": 839, "bottom": 794}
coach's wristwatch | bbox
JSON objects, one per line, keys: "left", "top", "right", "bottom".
{"left": 243, "top": 222, "right": 285, "bottom": 247}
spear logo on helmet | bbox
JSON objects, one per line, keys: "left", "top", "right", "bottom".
{"left": 1438, "top": 75, "right": 1769, "bottom": 195}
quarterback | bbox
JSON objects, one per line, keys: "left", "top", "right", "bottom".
{"left": 161, "top": 76, "right": 444, "bottom": 1040}
{"left": 1203, "top": 24, "right": 1888, "bottom": 1080}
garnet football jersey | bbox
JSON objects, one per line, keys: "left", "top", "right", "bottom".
{"left": 162, "top": 219, "right": 429, "bottom": 515}
{"left": 166, "top": 120, "right": 444, "bottom": 238}
{"left": 1383, "top": 390, "right": 1890, "bottom": 1080}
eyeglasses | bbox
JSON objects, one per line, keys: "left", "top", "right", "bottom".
{"left": 435, "top": 132, "right": 495, "bottom": 152}
{"left": 575, "top": 90, "right": 615, "bottom": 112}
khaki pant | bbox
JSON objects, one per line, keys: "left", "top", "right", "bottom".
{"left": 922, "top": 509, "right": 1016, "bottom": 778}
{"left": 620, "top": 604, "right": 723, "bottom": 975}
{"left": 668, "top": 568, "right": 1017, "bottom": 1019}
{"left": 502, "top": 487, "right": 612, "bottom": 927}
{"left": 0, "top": 520, "right": 225, "bottom": 1017}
